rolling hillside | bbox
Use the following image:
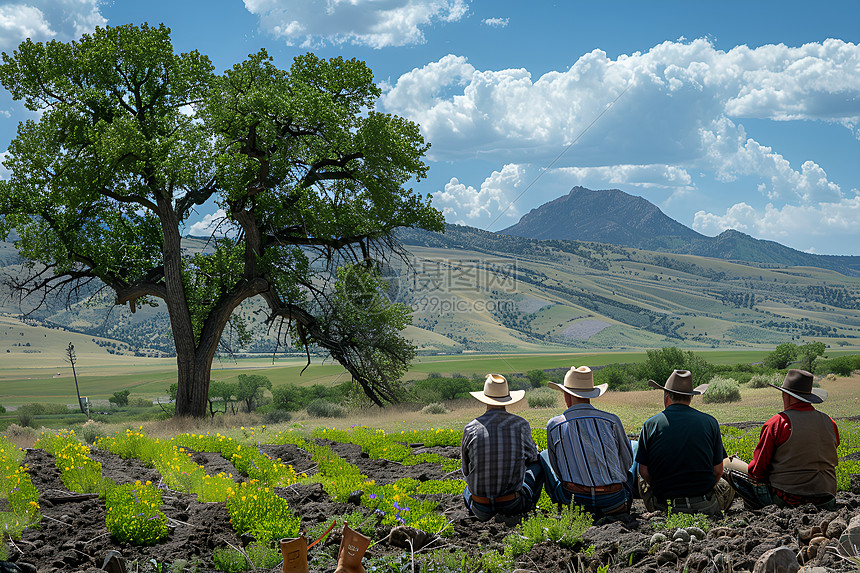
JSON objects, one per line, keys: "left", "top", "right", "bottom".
{"left": 2, "top": 221, "right": 860, "bottom": 359}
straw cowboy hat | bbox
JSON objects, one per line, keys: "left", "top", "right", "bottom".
{"left": 648, "top": 369, "right": 709, "bottom": 395}
{"left": 548, "top": 366, "right": 607, "bottom": 399}
{"left": 470, "top": 374, "right": 525, "bottom": 406}
{"left": 770, "top": 369, "right": 827, "bottom": 404}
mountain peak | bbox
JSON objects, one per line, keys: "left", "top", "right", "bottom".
{"left": 502, "top": 186, "right": 703, "bottom": 246}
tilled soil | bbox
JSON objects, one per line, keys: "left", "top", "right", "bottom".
{"left": 6, "top": 436, "right": 860, "bottom": 572}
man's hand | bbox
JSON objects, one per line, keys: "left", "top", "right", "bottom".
{"left": 639, "top": 464, "right": 651, "bottom": 484}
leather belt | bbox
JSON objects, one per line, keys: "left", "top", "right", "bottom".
{"left": 563, "top": 482, "right": 623, "bottom": 495}
{"left": 470, "top": 490, "right": 520, "bottom": 505}
{"left": 669, "top": 493, "right": 710, "bottom": 506}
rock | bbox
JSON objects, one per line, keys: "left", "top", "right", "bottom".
{"left": 709, "top": 526, "right": 735, "bottom": 538}
{"left": 809, "top": 536, "right": 827, "bottom": 547}
{"left": 101, "top": 550, "right": 126, "bottom": 573}
{"left": 0, "top": 562, "right": 22, "bottom": 573}
{"left": 753, "top": 547, "right": 799, "bottom": 573}
{"left": 347, "top": 490, "right": 364, "bottom": 505}
{"left": 655, "top": 551, "right": 677, "bottom": 566}
{"left": 826, "top": 518, "right": 847, "bottom": 539}
{"left": 798, "top": 528, "right": 815, "bottom": 545}
{"left": 649, "top": 533, "right": 668, "bottom": 545}
{"left": 686, "top": 526, "right": 706, "bottom": 540}
{"left": 673, "top": 528, "right": 691, "bottom": 542}
{"left": 837, "top": 524, "right": 860, "bottom": 557}
{"left": 388, "top": 527, "right": 438, "bottom": 551}
{"left": 14, "top": 565, "right": 35, "bottom": 573}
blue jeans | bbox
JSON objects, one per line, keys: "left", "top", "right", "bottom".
{"left": 539, "top": 442, "right": 637, "bottom": 516}
{"left": 463, "top": 461, "right": 544, "bottom": 521}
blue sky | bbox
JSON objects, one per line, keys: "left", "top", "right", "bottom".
{"left": 1, "top": 1, "right": 859, "bottom": 255}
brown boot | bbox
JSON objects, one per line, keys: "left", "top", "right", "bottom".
{"left": 280, "top": 535, "right": 308, "bottom": 573}
{"left": 334, "top": 524, "right": 371, "bottom": 573}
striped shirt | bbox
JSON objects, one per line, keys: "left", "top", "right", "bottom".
{"left": 546, "top": 403, "right": 633, "bottom": 487}
{"left": 461, "top": 409, "right": 539, "bottom": 498}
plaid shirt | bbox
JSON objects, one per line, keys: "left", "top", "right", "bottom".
{"left": 461, "top": 409, "right": 539, "bottom": 498}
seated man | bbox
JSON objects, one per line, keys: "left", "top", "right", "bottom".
{"left": 725, "top": 369, "right": 838, "bottom": 510}
{"left": 636, "top": 370, "right": 734, "bottom": 516}
{"left": 461, "top": 374, "right": 543, "bottom": 523}
{"left": 540, "top": 366, "right": 634, "bottom": 517}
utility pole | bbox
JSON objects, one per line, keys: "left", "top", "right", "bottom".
{"left": 66, "top": 342, "right": 87, "bottom": 417}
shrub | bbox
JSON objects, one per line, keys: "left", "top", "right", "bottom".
{"left": 80, "top": 420, "right": 107, "bottom": 444}
{"left": 748, "top": 372, "right": 781, "bottom": 389}
{"left": 527, "top": 388, "right": 558, "bottom": 409}
{"left": 503, "top": 504, "right": 592, "bottom": 556}
{"left": 594, "top": 363, "right": 646, "bottom": 392}
{"left": 702, "top": 376, "right": 741, "bottom": 404}
{"left": 212, "top": 546, "right": 247, "bottom": 572}
{"left": 262, "top": 408, "right": 292, "bottom": 425}
{"left": 306, "top": 399, "right": 347, "bottom": 418}
{"left": 421, "top": 402, "right": 449, "bottom": 415}
{"left": 412, "top": 376, "right": 476, "bottom": 402}
{"left": 818, "top": 356, "right": 857, "bottom": 377}
{"left": 0, "top": 404, "right": 5, "bottom": 414}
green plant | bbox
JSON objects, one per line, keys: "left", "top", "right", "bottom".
{"left": 747, "top": 372, "right": 780, "bottom": 388}
{"left": 652, "top": 504, "right": 711, "bottom": 532}
{"left": 503, "top": 504, "right": 593, "bottom": 556}
{"left": 105, "top": 481, "right": 169, "bottom": 545}
{"left": 702, "top": 376, "right": 741, "bottom": 403}
{"left": 421, "top": 402, "right": 449, "bottom": 415}
{"left": 213, "top": 546, "right": 248, "bottom": 572}
{"left": 527, "top": 387, "right": 559, "bottom": 409}
{"left": 245, "top": 542, "right": 281, "bottom": 569}
{"left": 306, "top": 399, "right": 348, "bottom": 418}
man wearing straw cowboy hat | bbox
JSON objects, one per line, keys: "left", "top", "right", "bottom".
{"left": 540, "top": 366, "right": 635, "bottom": 517}
{"left": 461, "top": 374, "right": 544, "bottom": 524}
{"left": 724, "top": 369, "right": 839, "bottom": 510}
{"left": 636, "top": 369, "right": 734, "bottom": 515}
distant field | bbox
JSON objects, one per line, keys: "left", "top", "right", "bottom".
{"left": 0, "top": 347, "right": 788, "bottom": 409}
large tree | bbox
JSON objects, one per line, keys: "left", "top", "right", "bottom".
{"left": 0, "top": 24, "right": 442, "bottom": 417}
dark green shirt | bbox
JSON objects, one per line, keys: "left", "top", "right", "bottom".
{"left": 636, "top": 403, "right": 726, "bottom": 500}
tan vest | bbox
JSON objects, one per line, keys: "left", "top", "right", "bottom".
{"left": 768, "top": 408, "right": 838, "bottom": 497}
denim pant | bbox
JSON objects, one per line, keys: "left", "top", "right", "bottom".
{"left": 539, "top": 449, "right": 634, "bottom": 516}
{"left": 463, "top": 461, "right": 544, "bottom": 521}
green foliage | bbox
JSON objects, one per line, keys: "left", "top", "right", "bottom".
{"left": 817, "top": 355, "right": 860, "bottom": 376}
{"left": 226, "top": 481, "right": 301, "bottom": 544}
{"left": 798, "top": 341, "right": 826, "bottom": 372}
{"left": 503, "top": 505, "right": 593, "bottom": 556}
{"left": 526, "top": 369, "right": 549, "bottom": 388}
{"left": 271, "top": 382, "right": 347, "bottom": 412}
{"left": 702, "top": 376, "right": 742, "bottom": 404}
{"left": 652, "top": 506, "right": 711, "bottom": 532}
{"left": 105, "top": 481, "right": 168, "bottom": 545}
{"left": 306, "top": 399, "right": 347, "bottom": 418}
{"left": 212, "top": 546, "right": 248, "bottom": 573}
{"left": 109, "top": 389, "right": 131, "bottom": 407}
{"left": 411, "top": 375, "right": 477, "bottom": 403}
{"left": 765, "top": 343, "right": 799, "bottom": 369}
{"left": 527, "top": 388, "right": 559, "bottom": 409}
{"left": 748, "top": 372, "right": 781, "bottom": 388}
{"left": 421, "top": 402, "right": 449, "bottom": 415}
{"left": 236, "top": 374, "right": 272, "bottom": 413}
{"left": 593, "top": 362, "right": 648, "bottom": 391}
{"left": 0, "top": 436, "right": 41, "bottom": 533}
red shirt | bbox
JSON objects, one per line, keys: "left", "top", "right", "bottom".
{"left": 748, "top": 402, "right": 840, "bottom": 483}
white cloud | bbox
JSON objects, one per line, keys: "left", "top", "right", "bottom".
{"left": 554, "top": 164, "right": 693, "bottom": 190}
{"left": 0, "top": 151, "right": 9, "bottom": 180}
{"left": 436, "top": 164, "right": 524, "bottom": 222}
{"left": 693, "top": 194, "right": 860, "bottom": 252}
{"left": 482, "top": 17, "right": 508, "bottom": 28}
{"left": 188, "top": 209, "right": 228, "bottom": 237}
{"left": 0, "top": 1, "right": 105, "bottom": 50}
{"left": 382, "top": 39, "right": 858, "bottom": 201}
{"left": 243, "top": 0, "right": 469, "bottom": 48}
{"left": 0, "top": 4, "right": 54, "bottom": 50}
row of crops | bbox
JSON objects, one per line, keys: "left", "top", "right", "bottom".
{"left": 3, "top": 421, "right": 860, "bottom": 552}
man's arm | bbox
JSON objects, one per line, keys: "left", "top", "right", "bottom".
{"left": 639, "top": 464, "right": 651, "bottom": 484}
{"left": 713, "top": 460, "right": 724, "bottom": 481}
{"left": 748, "top": 414, "right": 790, "bottom": 482}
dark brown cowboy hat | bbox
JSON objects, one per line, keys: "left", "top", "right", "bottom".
{"left": 770, "top": 369, "right": 827, "bottom": 404}
{"left": 648, "top": 369, "right": 709, "bottom": 395}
